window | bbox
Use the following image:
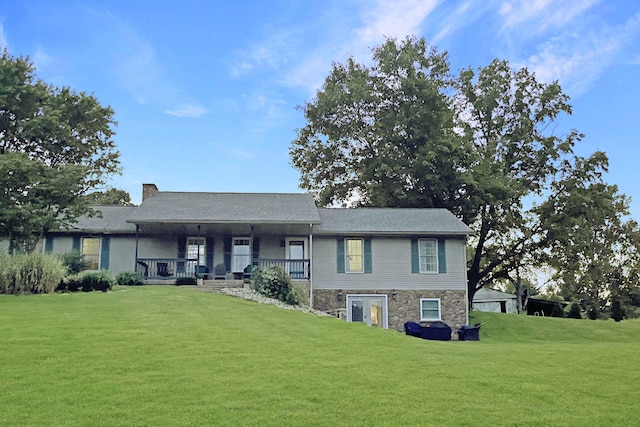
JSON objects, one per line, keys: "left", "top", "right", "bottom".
{"left": 420, "top": 298, "right": 441, "bottom": 321}
{"left": 233, "top": 238, "right": 251, "bottom": 273}
{"left": 345, "top": 238, "right": 363, "bottom": 273}
{"left": 82, "top": 237, "right": 100, "bottom": 270}
{"left": 419, "top": 239, "right": 438, "bottom": 273}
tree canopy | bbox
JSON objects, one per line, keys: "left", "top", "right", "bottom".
{"left": 0, "top": 49, "right": 120, "bottom": 253}
{"left": 83, "top": 188, "right": 134, "bottom": 206}
{"left": 290, "top": 37, "right": 640, "bottom": 318}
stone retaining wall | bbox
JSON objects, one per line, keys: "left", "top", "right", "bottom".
{"left": 313, "top": 289, "right": 467, "bottom": 332}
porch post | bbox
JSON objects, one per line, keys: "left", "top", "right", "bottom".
{"left": 309, "top": 224, "right": 313, "bottom": 309}
{"left": 134, "top": 224, "right": 140, "bottom": 273}
{"left": 250, "top": 225, "right": 254, "bottom": 265}
{"left": 197, "top": 224, "right": 201, "bottom": 267}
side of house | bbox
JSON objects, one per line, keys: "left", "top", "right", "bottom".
{"left": 311, "top": 208, "right": 470, "bottom": 331}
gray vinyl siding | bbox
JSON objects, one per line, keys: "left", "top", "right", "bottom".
{"left": 137, "top": 236, "right": 177, "bottom": 259}
{"left": 108, "top": 237, "right": 137, "bottom": 275}
{"left": 312, "top": 236, "right": 467, "bottom": 291}
{"left": 258, "top": 236, "right": 284, "bottom": 259}
{"left": 49, "top": 236, "right": 75, "bottom": 254}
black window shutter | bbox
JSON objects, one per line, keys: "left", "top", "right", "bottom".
{"left": 44, "top": 237, "right": 53, "bottom": 253}
{"left": 336, "top": 238, "right": 345, "bottom": 273}
{"left": 206, "top": 237, "right": 214, "bottom": 271}
{"left": 438, "top": 237, "right": 447, "bottom": 273}
{"left": 223, "top": 237, "right": 232, "bottom": 272}
{"left": 252, "top": 237, "right": 260, "bottom": 265}
{"left": 364, "top": 238, "right": 372, "bottom": 273}
{"left": 100, "top": 237, "right": 110, "bottom": 270}
{"left": 72, "top": 236, "right": 81, "bottom": 251}
{"left": 177, "top": 236, "right": 186, "bottom": 273}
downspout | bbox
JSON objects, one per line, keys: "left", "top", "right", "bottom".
{"left": 309, "top": 223, "right": 313, "bottom": 309}
{"left": 464, "top": 234, "right": 469, "bottom": 325}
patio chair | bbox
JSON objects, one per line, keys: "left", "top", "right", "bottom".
{"left": 213, "top": 264, "right": 227, "bottom": 280}
{"left": 157, "top": 262, "right": 173, "bottom": 277}
{"left": 243, "top": 264, "right": 253, "bottom": 280}
{"left": 195, "top": 265, "right": 209, "bottom": 280}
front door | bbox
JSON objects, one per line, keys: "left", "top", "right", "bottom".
{"left": 347, "top": 295, "right": 388, "bottom": 328}
{"left": 186, "top": 237, "right": 205, "bottom": 275}
{"left": 286, "top": 239, "right": 306, "bottom": 279}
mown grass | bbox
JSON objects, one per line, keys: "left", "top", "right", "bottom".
{"left": 1, "top": 286, "right": 638, "bottom": 426}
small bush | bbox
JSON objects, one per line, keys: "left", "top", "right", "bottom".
{"left": 116, "top": 272, "right": 143, "bottom": 286}
{"left": 61, "top": 270, "right": 113, "bottom": 293}
{"left": 0, "top": 253, "right": 67, "bottom": 295}
{"left": 251, "top": 266, "right": 299, "bottom": 305}
{"left": 567, "top": 301, "right": 582, "bottom": 319}
{"left": 175, "top": 277, "right": 197, "bottom": 286}
{"left": 62, "top": 250, "right": 88, "bottom": 274}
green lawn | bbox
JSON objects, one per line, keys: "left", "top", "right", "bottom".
{"left": 1, "top": 286, "right": 638, "bottom": 426}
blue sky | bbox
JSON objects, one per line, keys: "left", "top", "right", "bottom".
{"left": 2, "top": 1, "right": 640, "bottom": 218}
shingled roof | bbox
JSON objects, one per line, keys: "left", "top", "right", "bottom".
{"left": 126, "top": 192, "right": 321, "bottom": 224}
{"left": 314, "top": 208, "right": 472, "bottom": 236}
{"left": 61, "top": 206, "right": 138, "bottom": 234}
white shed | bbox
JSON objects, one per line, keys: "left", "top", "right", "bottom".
{"left": 473, "top": 288, "right": 518, "bottom": 314}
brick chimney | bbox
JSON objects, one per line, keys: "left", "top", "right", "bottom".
{"left": 142, "top": 183, "right": 159, "bottom": 201}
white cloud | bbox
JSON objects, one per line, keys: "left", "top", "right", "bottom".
{"left": 164, "top": 104, "right": 208, "bottom": 118}
{"left": 81, "top": 6, "right": 207, "bottom": 112}
{"left": 522, "top": 12, "right": 640, "bottom": 95}
{"left": 355, "top": 0, "right": 438, "bottom": 45}
{"left": 231, "top": 0, "right": 437, "bottom": 96}
{"left": 230, "top": 30, "right": 297, "bottom": 78}
{"left": 499, "top": 0, "right": 600, "bottom": 32}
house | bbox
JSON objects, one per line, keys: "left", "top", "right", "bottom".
{"left": 472, "top": 288, "right": 518, "bottom": 314}
{"left": 44, "top": 184, "right": 473, "bottom": 331}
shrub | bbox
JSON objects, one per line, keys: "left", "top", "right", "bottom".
{"left": 62, "top": 250, "right": 88, "bottom": 275}
{"left": 0, "top": 253, "right": 66, "bottom": 295}
{"left": 567, "top": 301, "right": 582, "bottom": 319}
{"left": 251, "top": 266, "right": 299, "bottom": 305}
{"left": 61, "top": 270, "right": 113, "bottom": 293}
{"left": 116, "top": 272, "right": 143, "bottom": 286}
{"left": 551, "top": 302, "right": 565, "bottom": 318}
{"left": 611, "top": 296, "right": 625, "bottom": 322}
{"left": 175, "top": 277, "right": 197, "bottom": 286}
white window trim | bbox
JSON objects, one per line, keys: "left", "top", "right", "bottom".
{"left": 346, "top": 294, "right": 389, "bottom": 328}
{"left": 232, "top": 237, "right": 251, "bottom": 273}
{"left": 418, "top": 238, "right": 438, "bottom": 274}
{"left": 345, "top": 238, "right": 364, "bottom": 274}
{"left": 285, "top": 237, "right": 308, "bottom": 279}
{"left": 420, "top": 298, "right": 442, "bottom": 321}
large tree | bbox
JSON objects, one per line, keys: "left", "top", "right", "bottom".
{"left": 290, "top": 37, "right": 633, "bottom": 307}
{"left": 536, "top": 153, "right": 640, "bottom": 319}
{"left": 290, "top": 38, "right": 471, "bottom": 211}
{"left": 84, "top": 188, "right": 134, "bottom": 206}
{"left": 0, "top": 50, "right": 120, "bottom": 252}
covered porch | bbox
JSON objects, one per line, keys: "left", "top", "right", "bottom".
{"left": 132, "top": 221, "right": 313, "bottom": 281}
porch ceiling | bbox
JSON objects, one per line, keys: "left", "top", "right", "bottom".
{"left": 136, "top": 222, "right": 314, "bottom": 236}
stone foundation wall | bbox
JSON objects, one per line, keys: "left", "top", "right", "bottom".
{"left": 313, "top": 289, "right": 467, "bottom": 332}
{"left": 292, "top": 281, "right": 310, "bottom": 306}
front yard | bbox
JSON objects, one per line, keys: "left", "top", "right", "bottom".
{"left": 1, "top": 286, "right": 638, "bottom": 426}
